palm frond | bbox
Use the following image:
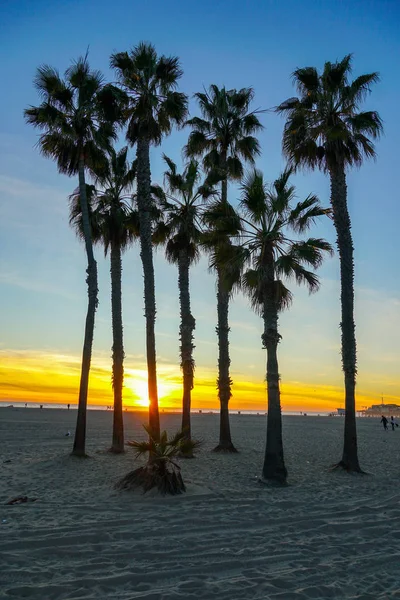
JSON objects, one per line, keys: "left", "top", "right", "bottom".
{"left": 235, "top": 136, "right": 261, "bottom": 162}
{"left": 240, "top": 169, "right": 267, "bottom": 222}
{"left": 288, "top": 194, "right": 331, "bottom": 232}
{"left": 292, "top": 66, "right": 320, "bottom": 95}
{"left": 126, "top": 439, "right": 152, "bottom": 456}
{"left": 202, "top": 199, "right": 242, "bottom": 235}
{"left": 275, "top": 255, "right": 320, "bottom": 292}
{"left": 210, "top": 242, "right": 248, "bottom": 294}
{"left": 185, "top": 129, "right": 211, "bottom": 158}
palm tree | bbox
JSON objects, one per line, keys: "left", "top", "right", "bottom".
{"left": 24, "top": 56, "right": 125, "bottom": 456}
{"left": 277, "top": 55, "right": 383, "bottom": 472}
{"left": 115, "top": 425, "right": 201, "bottom": 495}
{"left": 111, "top": 42, "right": 188, "bottom": 441}
{"left": 221, "top": 168, "right": 332, "bottom": 483}
{"left": 153, "top": 156, "right": 217, "bottom": 442}
{"left": 69, "top": 147, "right": 137, "bottom": 453}
{"left": 185, "top": 85, "right": 263, "bottom": 452}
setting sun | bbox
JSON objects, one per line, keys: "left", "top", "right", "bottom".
{"left": 125, "top": 370, "right": 182, "bottom": 408}
{"left": 130, "top": 379, "right": 150, "bottom": 407}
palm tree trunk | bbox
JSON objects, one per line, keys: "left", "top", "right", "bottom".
{"left": 214, "top": 174, "right": 236, "bottom": 452}
{"left": 261, "top": 263, "right": 287, "bottom": 484}
{"left": 178, "top": 250, "right": 195, "bottom": 440}
{"left": 72, "top": 156, "right": 98, "bottom": 457}
{"left": 136, "top": 137, "right": 160, "bottom": 440}
{"left": 110, "top": 241, "right": 124, "bottom": 453}
{"left": 330, "top": 167, "right": 362, "bottom": 472}
{"left": 214, "top": 267, "right": 237, "bottom": 452}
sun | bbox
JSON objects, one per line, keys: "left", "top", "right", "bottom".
{"left": 126, "top": 374, "right": 179, "bottom": 408}
{"left": 132, "top": 379, "right": 150, "bottom": 407}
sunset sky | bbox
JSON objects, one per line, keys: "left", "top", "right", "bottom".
{"left": 0, "top": 0, "right": 399, "bottom": 412}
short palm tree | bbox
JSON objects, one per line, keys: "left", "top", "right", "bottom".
{"left": 277, "top": 55, "right": 383, "bottom": 472}
{"left": 185, "top": 85, "right": 263, "bottom": 452}
{"left": 219, "top": 168, "right": 332, "bottom": 483}
{"left": 115, "top": 425, "right": 201, "bottom": 495}
{"left": 153, "top": 156, "right": 218, "bottom": 442}
{"left": 111, "top": 42, "right": 188, "bottom": 441}
{"left": 69, "top": 147, "right": 137, "bottom": 453}
{"left": 24, "top": 56, "right": 125, "bottom": 456}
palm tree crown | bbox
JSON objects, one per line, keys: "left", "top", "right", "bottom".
{"left": 276, "top": 54, "right": 383, "bottom": 172}
{"left": 242, "top": 169, "right": 331, "bottom": 303}
{"left": 24, "top": 55, "right": 125, "bottom": 174}
{"left": 69, "top": 147, "right": 137, "bottom": 254}
{"left": 186, "top": 85, "right": 263, "bottom": 182}
{"left": 110, "top": 42, "right": 188, "bottom": 145}
{"left": 217, "top": 168, "right": 333, "bottom": 311}
{"left": 153, "top": 155, "right": 217, "bottom": 262}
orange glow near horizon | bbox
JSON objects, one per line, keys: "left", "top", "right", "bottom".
{"left": 0, "top": 349, "right": 399, "bottom": 411}
{"left": 124, "top": 371, "right": 181, "bottom": 408}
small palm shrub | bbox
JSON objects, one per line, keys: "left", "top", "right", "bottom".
{"left": 115, "top": 425, "right": 201, "bottom": 495}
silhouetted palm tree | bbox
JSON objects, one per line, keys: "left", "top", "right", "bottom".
{"left": 69, "top": 147, "right": 137, "bottom": 453}
{"left": 115, "top": 425, "right": 201, "bottom": 495}
{"left": 153, "top": 156, "right": 217, "bottom": 441}
{"left": 277, "top": 55, "right": 382, "bottom": 471}
{"left": 186, "top": 85, "right": 263, "bottom": 451}
{"left": 24, "top": 56, "right": 125, "bottom": 456}
{"left": 217, "top": 168, "right": 332, "bottom": 483}
{"left": 111, "top": 42, "right": 188, "bottom": 440}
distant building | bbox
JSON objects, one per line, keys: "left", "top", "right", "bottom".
{"left": 336, "top": 408, "right": 345, "bottom": 416}
{"left": 363, "top": 403, "right": 400, "bottom": 416}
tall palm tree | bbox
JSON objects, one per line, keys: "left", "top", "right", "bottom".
{"left": 69, "top": 147, "right": 137, "bottom": 453}
{"left": 186, "top": 85, "right": 263, "bottom": 452}
{"left": 111, "top": 42, "right": 188, "bottom": 440}
{"left": 277, "top": 55, "right": 383, "bottom": 472}
{"left": 219, "top": 168, "right": 332, "bottom": 483}
{"left": 24, "top": 56, "right": 125, "bottom": 456}
{"left": 153, "top": 156, "right": 218, "bottom": 441}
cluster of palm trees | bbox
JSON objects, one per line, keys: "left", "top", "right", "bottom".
{"left": 25, "top": 44, "right": 382, "bottom": 484}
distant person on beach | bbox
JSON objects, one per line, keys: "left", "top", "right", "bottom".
{"left": 381, "top": 415, "right": 388, "bottom": 430}
{"left": 390, "top": 416, "right": 398, "bottom": 431}
{"left": 67, "top": 404, "right": 70, "bottom": 410}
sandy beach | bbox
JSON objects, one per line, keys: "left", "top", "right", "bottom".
{"left": 1, "top": 409, "right": 400, "bottom": 599}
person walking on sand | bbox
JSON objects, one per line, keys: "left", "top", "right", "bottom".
{"left": 390, "top": 416, "right": 398, "bottom": 431}
{"left": 381, "top": 415, "right": 388, "bottom": 431}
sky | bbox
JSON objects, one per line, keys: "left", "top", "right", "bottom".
{"left": 0, "top": 0, "right": 399, "bottom": 412}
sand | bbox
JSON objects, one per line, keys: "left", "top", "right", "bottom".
{"left": 1, "top": 409, "right": 400, "bottom": 600}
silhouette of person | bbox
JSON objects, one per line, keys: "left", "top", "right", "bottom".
{"left": 67, "top": 404, "right": 70, "bottom": 410}
{"left": 381, "top": 415, "right": 388, "bottom": 430}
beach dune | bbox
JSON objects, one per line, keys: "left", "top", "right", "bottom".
{"left": 1, "top": 409, "right": 400, "bottom": 599}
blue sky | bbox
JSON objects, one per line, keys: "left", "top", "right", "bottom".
{"left": 0, "top": 0, "right": 399, "bottom": 409}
